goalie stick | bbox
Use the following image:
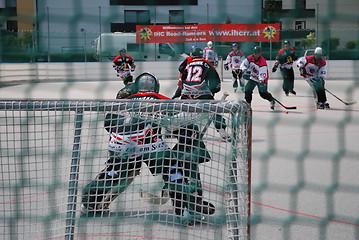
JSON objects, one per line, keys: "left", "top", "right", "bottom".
{"left": 273, "top": 98, "right": 297, "bottom": 110}
{"left": 325, "top": 88, "right": 357, "bottom": 106}
{"left": 199, "top": 91, "right": 229, "bottom": 139}
{"left": 140, "top": 92, "right": 230, "bottom": 205}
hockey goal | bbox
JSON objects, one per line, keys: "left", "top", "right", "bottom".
{"left": 0, "top": 99, "right": 252, "bottom": 240}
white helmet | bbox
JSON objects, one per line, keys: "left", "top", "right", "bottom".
{"left": 314, "top": 47, "right": 323, "bottom": 55}
{"left": 207, "top": 41, "right": 213, "bottom": 48}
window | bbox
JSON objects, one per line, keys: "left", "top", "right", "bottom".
{"left": 295, "top": 21, "right": 306, "bottom": 30}
{"left": 111, "top": 23, "right": 136, "bottom": 33}
{"left": 110, "top": 0, "right": 197, "bottom": 6}
{"left": 7, "top": 20, "right": 17, "bottom": 31}
{"left": 125, "top": 10, "right": 150, "bottom": 24}
{"left": 169, "top": 10, "right": 184, "bottom": 24}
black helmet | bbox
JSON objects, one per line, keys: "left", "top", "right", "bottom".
{"left": 254, "top": 46, "right": 262, "bottom": 53}
{"left": 135, "top": 72, "right": 160, "bottom": 93}
{"left": 191, "top": 47, "right": 203, "bottom": 58}
{"left": 119, "top": 48, "right": 126, "bottom": 53}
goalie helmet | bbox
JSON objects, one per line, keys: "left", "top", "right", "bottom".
{"left": 207, "top": 41, "right": 213, "bottom": 48}
{"left": 191, "top": 47, "right": 203, "bottom": 58}
{"left": 135, "top": 72, "right": 160, "bottom": 93}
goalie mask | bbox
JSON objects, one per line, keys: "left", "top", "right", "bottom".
{"left": 135, "top": 72, "right": 160, "bottom": 93}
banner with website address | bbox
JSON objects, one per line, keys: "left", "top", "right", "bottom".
{"left": 136, "top": 24, "right": 280, "bottom": 43}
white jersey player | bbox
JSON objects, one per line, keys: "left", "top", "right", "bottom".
{"left": 203, "top": 41, "right": 218, "bottom": 67}
{"left": 296, "top": 47, "right": 330, "bottom": 109}
{"left": 239, "top": 46, "right": 276, "bottom": 110}
{"left": 224, "top": 43, "right": 246, "bottom": 92}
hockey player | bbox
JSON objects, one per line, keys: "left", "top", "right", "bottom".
{"left": 272, "top": 40, "right": 298, "bottom": 96}
{"left": 238, "top": 46, "right": 276, "bottom": 110}
{"left": 203, "top": 41, "right": 218, "bottom": 67}
{"left": 113, "top": 48, "right": 136, "bottom": 85}
{"left": 224, "top": 43, "right": 246, "bottom": 92}
{"left": 296, "top": 47, "right": 330, "bottom": 109}
{"left": 172, "top": 47, "right": 231, "bottom": 141}
{"left": 81, "top": 72, "right": 215, "bottom": 225}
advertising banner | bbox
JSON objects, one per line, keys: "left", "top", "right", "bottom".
{"left": 136, "top": 24, "right": 280, "bottom": 43}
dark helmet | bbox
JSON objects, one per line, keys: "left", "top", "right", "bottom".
{"left": 232, "top": 43, "right": 238, "bottom": 47}
{"left": 135, "top": 72, "right": 160, "bottom": 93}
{"left": 191, "top": 47, "right": 203, "bottom": 58}
{"left": 119, "top": 48, "right": 126, "bottom": 53}
{"left": 254, "top": 46, "right": 262, "bottom": 53}
{"left": 191, "top": 45, "right": 198, "bottom": 50}
{"left": 283, "top": 40, "right": 290, "bottom": 45}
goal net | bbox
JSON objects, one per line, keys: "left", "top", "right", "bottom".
{"left": 0, "top": 99, "right": 252, "bottom": 240}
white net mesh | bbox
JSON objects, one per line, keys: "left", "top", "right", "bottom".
{"left": 0, "top": 99, "right": 251, "bottom": 240}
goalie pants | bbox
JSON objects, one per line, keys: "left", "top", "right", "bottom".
{"left": 244, "top": 80, "right": 274, "bottom": 104}
{"left": 280, "top": 67, "right": 295, "bottom": 93}
{"left": 82, "top": 129, "right": 211, "bottom": 216}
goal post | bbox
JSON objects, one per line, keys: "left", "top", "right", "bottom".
{"left": 0, "top": 99, "right": 252, "bottom": 240}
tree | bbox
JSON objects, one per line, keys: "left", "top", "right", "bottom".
{"left": 263, "top": 0, "right": 280, "bottom": 23}
{"left": 345, "top": 41, "right": 357, "bottom": 50}
{"left": 321, "top": 38, "right": 340, "bottom": 50}
{"left": 301, "top": 32, "right": 316, "bottom": 49}
{"left": 225, "top": 16, "right": 232, "bottom": 24}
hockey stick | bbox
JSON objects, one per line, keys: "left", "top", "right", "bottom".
{"left": 199, "top": 92, "right": 229, "bottom": 139}
{"left": 139, "top": 189, "right": 170, "bottom": 205}
{"left": 325, "top": 88, "right": 357, "bottom": 105}
{"left": 273, "top": 98, "right": 297, "bottom": 110}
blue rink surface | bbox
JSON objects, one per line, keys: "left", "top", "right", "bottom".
{"left": 0, "top": 61, "right": 358, "bottom": 240}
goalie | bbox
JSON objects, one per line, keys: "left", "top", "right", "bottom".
{"left": 81, "top": 72, "right": 215, "bottom": 225}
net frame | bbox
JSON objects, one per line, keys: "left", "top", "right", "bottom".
{"left": 0, "top": 99, "right": 252, "bottom": 240}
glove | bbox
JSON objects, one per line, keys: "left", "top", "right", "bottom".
{"left": 214, "top": 61, "right": 218, "bottom": 67}
{"left": 117, "top": 66, "right": 124, "bottom": 71}
{"left": 299, "top": 67, "right": 307, "bottom": 76}
{"left": 272, "top": 65, "right": 278, "bottom": 73}
{"left": 131, "top": 68, "right": 135, "bottom": 72}
{"left": 224, "top": 64, "right": 229, "bottom": 71}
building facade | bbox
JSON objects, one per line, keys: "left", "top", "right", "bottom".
{"left": 32, "top": 0, "right": 262, "bottom": 55}
{"left": 264, "top": 0, "right": 359, "bottom": 50}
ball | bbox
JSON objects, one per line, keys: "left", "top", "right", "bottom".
{"left": 285, "top": 111, "right": 288, "bottom": 114}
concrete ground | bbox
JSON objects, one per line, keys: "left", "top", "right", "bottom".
{"left": 0, "top": 61, "right": 358, "bottom": 240}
